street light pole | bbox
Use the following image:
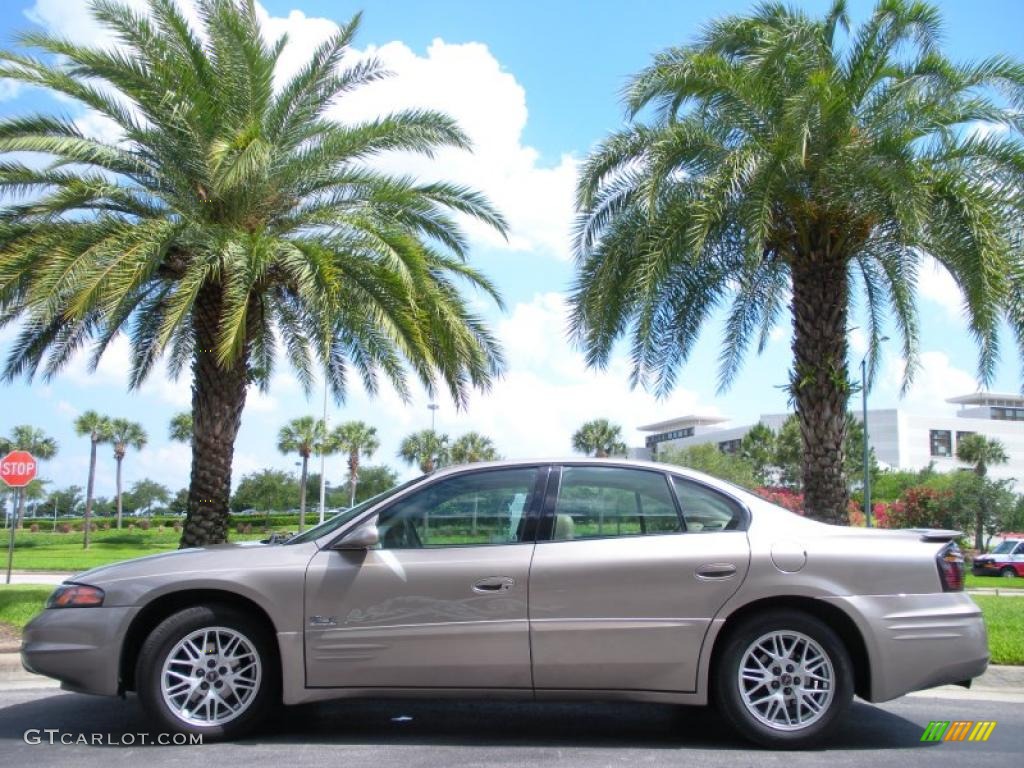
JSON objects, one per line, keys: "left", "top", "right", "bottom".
{"left": 428, "top": 403, "right": 439, "bottom": 432}
{"left": 318, "top": 376, "right": 328, "bottom": 525}
{"left": 861, "top": 357, "right": 872, "bottom": 527}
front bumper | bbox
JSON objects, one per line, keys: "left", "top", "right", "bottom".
{"left": 21, "top": 606, "right": 138, "bottom": 696}
{"left": 972, "top": 562, "right": 1002, "bottom": 575}
{"left": 823, "top": 592, "right": 989, "bottom": 703}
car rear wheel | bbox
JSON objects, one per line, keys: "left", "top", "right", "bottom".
{"left": 1002, "top": 567, "right": 1018, "bottom": 579}
{"left": 713, "top": 610, "right": 854, "bottom": 748}
{"left": 135, "top": 604, "right": 278, "bottom": 740}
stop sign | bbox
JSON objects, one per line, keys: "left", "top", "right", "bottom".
{"left": 0, "top": 451, "right": 37, "bottom": 488}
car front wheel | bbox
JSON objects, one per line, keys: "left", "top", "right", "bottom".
{"left": 135, "top": 604, "right": 278, "bottom": 740}
{"left": 1002, "top": 567, "right": 1018, "bottom": 579}
{"left": 713, "top": 610, "right": 854, "bottom": 748}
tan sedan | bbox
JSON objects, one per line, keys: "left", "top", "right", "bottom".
{"left": 22, "top": 459, "right": 987, "bottom": 747}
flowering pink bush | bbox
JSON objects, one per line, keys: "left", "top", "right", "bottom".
{"left": 754, "top": 487, "right": 805, "bottom": 515}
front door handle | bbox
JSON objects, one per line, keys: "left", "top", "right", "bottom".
{"left": 473, "top": 576, "right": 515, "bottom": 593}
{"left": 696, "top": 563, "right": 737, "bottom": 580}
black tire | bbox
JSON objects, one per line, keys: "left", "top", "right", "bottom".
{"left": 712, "top": 610, "right": 854, "bottom": 748}
{"left": 1002, "top": 567, "right": 1018, "bottom": 579}
{"left": 135, "top": 604, "right": 279, "bottom": 741}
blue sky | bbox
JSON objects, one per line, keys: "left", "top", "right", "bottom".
{"left": 2, "top": 0, "right": 1023, "bottom": 499}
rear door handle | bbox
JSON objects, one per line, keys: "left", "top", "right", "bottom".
{"left": 473, "top": 576, "right": 515, "bottom": 593}
{"left": 696, "top": 563, "right": 737, "bottom": 580}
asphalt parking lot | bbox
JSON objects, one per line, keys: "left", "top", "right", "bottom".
{"left": 0, "top": 687, "right": 1020, "bottom": 768}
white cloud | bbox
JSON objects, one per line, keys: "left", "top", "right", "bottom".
{"left": 55, "top": 399, "right": 79, "bottom": 417}
{"left": 0, "top": 81, "right": 20, "bottom": 102}
{"left": 26, "top": 0, "right": 579, "bottom": 261}
{"left": 917, "top": 256, "right": 964, "bottom": 321}
{"left": 436, "top": 292, "right": 716, "bottom": 456}
{"left": 881, "top": 350, "right": 980, "bottom": 415}
{"left": 63, "top": 335, "right": 192, "bottom": 407}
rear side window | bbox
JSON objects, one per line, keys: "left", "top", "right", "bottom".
{"left": 552, "top": 466, "right": 682, "bottom": 540}
{"left": 672, "top": 477, "right": 745, "bottom": 532}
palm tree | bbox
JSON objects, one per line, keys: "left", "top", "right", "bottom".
{"left": 957, "top": 434, "right": 1009, "bottom": 478}
{"left": 331, "top": 421, "right": 380, "bottom": 507}
{"left": 0, "top": 0, "right": 506, "bottom": 548}
{"left": 399, "top": 430, "right": 449, "bottom": 473}
{"left": 572, "top": 419, "right": 627, "bottom": 458}
{"left": 169, "top": 412, "right": 193, "bottom": 444}
{"left": 277, "top": 417, "right": 326, "bottom": 532}
{"left": 0, "top": 425, "right": 58, "bottom": 528}
{"left": 107, "top": 418, "right": 148, "bottom": 529}
{"left": 957, "top": 433, "right": 1009, "bottom": 550}
{"left": 73, "top": 411, "right": 111, "bottom": 548}
{"left": 450, "top": 432, "right": 500, "bottom": 464}
{"left": 570, "top": 0, "right": 1024, "bottom": 522}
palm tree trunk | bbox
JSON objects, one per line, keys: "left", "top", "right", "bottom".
{"left": 83, "top": 438, "right": 97, "bottom": 549}
{"left": 180, "top": 285, "right": 249, "bottom": 548}
{"left": 115, "top": 456, "right": 124, "bottom": 530}
{"left": 348, "top": 450, "right": 358, "bottom": 507}
{"left": 790, "top": 257, "right": 850, "bottom": 523}
{"left": 299, "top": 456, "right": 308, "bottom": 532}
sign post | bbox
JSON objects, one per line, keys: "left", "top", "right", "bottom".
{"left": 1, "top": 450, "right": 38, "bottom": 585}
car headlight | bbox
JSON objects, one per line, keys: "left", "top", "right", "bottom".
{"left": 46, "top": 584, "right": 105, "bottom": 608}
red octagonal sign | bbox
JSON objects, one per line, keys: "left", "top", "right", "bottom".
{"left": 0, "top": 450, "right": 37, "bottom": 488}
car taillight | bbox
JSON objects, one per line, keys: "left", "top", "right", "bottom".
{"left": 937, "top": 542, "right": 964, "bottom": 592}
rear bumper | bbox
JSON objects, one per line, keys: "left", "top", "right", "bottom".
{"left": 822, "top": 592, "right": 989, "bottom": 703}
{"left": 21, "top": 606, "right": 137, "bottom": 696}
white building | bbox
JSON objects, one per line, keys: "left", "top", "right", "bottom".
{"left": 636, "top": 392, "right": 1024, "bottom": 489}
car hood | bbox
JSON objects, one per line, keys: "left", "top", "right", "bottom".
{"left": 69, "top": 541, "right": 284, "bottom": 586}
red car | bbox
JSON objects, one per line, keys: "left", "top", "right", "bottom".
{"left": 972, "top": 538, "right": 1024, "bottom": 578}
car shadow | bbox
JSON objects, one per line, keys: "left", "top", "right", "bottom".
{"left": 0, "top": 691, "right": 936, "bottom": 751}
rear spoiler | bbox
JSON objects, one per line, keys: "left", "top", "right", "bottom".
{"left": 908, "top": 528, "right": 963, "bottom": 543}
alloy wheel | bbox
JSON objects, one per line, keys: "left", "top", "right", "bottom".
{"left": 737, "top": 629, "right": 835, "bottom": 731}
{"left": 160, "top": 626, "right": 262, "bottom": 727}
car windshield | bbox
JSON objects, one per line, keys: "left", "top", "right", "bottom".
{"left": 284, "top": 476, "right": 424, "bottom": 545}
{"left": 991, "top": 540, "right": 1020, "bottom": 555}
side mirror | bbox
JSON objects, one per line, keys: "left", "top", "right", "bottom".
{"left": 333, "top": 523, "right": 380, "bottom": 550}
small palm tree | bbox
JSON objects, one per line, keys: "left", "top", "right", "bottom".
{"left": 0, "top": 0, "right": 506, "bottom": 548}
{"left": 73, "top": 411, "right": 111, "bottom": 548}
{"left": 399, "top": 430, "right": 449, "bottom": 473}
{"left": 107, "top": 418, "right": 148, "bottom": 529}
{"left": 571, "top": 0, "right": 1024, "bottom": 522}
{"left": 331, "top": 421, "right": 380, "bottom": 507}
{"left": 0, "top": 425, "right": 58, "bottom": 528}
{"left": 957, "top": 434, "right": 1009, "bottom": 550}
{"left": 277, "top": 417, "right": 326, "bottom": 531}
{"left": 956, "top": 434, "right": 1009, "bottom": 478}
{"left": 572, "top": 419, "right": 627, "bottom": 458}
{"left": 450, "top": 432, "right": 500, "bottom": 464}
{"left": 169, "top": 412, "right": 193, "bottom": 445}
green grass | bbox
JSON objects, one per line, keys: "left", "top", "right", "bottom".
{"left": 3, "top": 527, "right": 272, "bottom": 572}
{"left": 973, "top": 595, "right": 1024, "bottom": 665}
{"left": 0, "top": 585, "right": 52, "bottom": 630}
{"left": 965, "top": 573, "right": 1024, "bottom": 590}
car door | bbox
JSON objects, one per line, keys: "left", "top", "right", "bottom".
{"left": 528, "top": 465, "right": 750, "bottom": 693}
{"left": 304, "top": 465, "right": 546, "bottom": 689}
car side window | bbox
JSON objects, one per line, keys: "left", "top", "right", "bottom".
{"left": 375, "top": 468, "right": 540, "bottom": 549}
{"left": 1015, "top": 543, "right": 1024, "bottom": 556}
{"left": 671, "top": 477, "right": 744, "bottom": 532}
{"left": 552, "top": 466, "right": 681, "bottom": 540}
